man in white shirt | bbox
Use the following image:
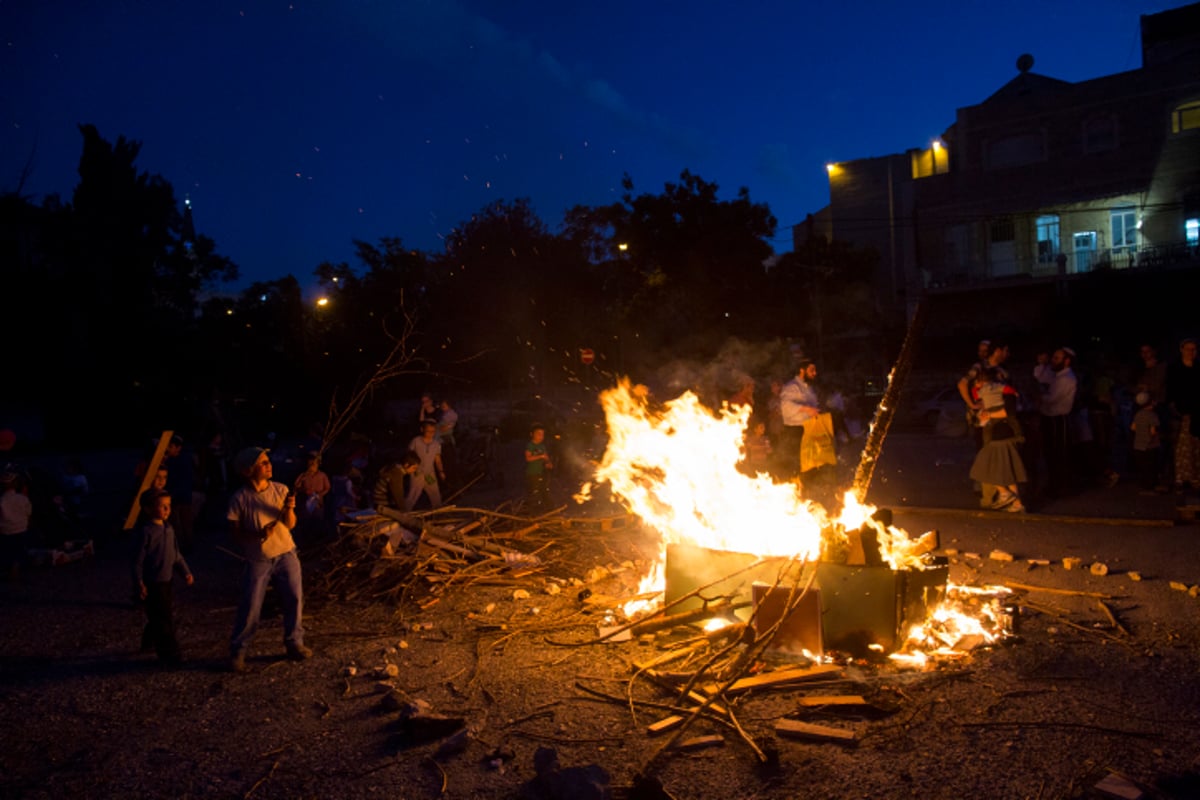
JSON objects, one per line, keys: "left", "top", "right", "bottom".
{"left": 1040, "top": 347, "right": 1078, "bottom": 497}
{"left": 778, "top": 360, "right": 820, "bottom": 479}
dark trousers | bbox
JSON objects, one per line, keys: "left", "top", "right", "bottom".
{"left": 1041, "top": 414, "right": 1071, "bottom": 495}
{"left": 143, "top": 581, "right": 181, "bottom": 662}
{"left": 776, "top": 425, "right": 805, "bottom": 479}
{"left": 1134, "top": 448, "right": 1161, "bottom": 490}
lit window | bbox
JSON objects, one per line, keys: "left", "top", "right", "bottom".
{"left": 1171, "top": 100, "right": 1200, "bottom": 134}
{"left": 1111, "top": 207, "right": 1138, "bottom": 253}
{"left": 1036, "top": 215, "right": 1060, "bottom": 263}
{"left": 1187, "top": 218, "right": 1199, "bottom": 246}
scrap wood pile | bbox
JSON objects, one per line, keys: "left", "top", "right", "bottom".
{"left": 555, "top": 565, "right": 903, "bottom": 769}
{"left": 315, "top": 504, "right": 639, "bottom": 609}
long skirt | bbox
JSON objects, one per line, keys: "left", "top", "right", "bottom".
{"left": 970, "top": 440, "right": 1028, "bottom": 487}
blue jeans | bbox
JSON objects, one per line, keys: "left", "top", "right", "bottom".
{"left": 230, "top": 549, "right": 304, "bottom": 655}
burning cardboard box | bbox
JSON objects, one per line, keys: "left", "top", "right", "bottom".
{"left": 664, "top": 542, "right": 949, "bottom": 657}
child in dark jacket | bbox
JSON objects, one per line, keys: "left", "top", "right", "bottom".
{"left": 132, "top": 489, "right": 194, "bottom": 665}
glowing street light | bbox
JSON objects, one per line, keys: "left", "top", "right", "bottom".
{"left": 316, "top": 297, "right": 330, "bottom": 308}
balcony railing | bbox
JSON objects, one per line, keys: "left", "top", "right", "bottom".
{"left": 927, "top": 239, "right": 1200, "bottom": 290}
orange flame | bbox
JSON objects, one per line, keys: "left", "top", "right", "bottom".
{"left": 585, "top": 381, "right": 1009, "bottom": 658}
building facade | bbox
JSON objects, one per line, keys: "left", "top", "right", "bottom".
{"left": 806, "top": 2, "right": 1200, "bottom": 318}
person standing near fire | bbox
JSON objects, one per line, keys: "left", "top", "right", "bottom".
{"left": 1040, "top": 347, "right": 1078, "bottom": 499}
{"left": 525, "top": 423, "right": 554, "bottom": 510}
{"left": 132, "top": 489, "right": 193, "bottom": 665}
{"left": 406, "top": 420, "right": 445, "bottom": 511}
{"left": 226, "top": 447, "right": 311, "bottom": 673}
{"left": 778, "top": 359, "right": 820, "bottom": 479}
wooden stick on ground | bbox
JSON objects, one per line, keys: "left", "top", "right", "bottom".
{"left": 1004, "top": 580, "right": 1114, "bottom": 599}
{"left": 1097, "top": 600, "right": 1130, "bottom": 637}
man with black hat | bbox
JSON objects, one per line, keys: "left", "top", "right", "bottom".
{"left": 226, "top": 446, "right": 312, "bottom": 672}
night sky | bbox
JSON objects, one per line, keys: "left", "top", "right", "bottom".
{"left": 1, "top": 0, "right": 1184, "bottom": 290}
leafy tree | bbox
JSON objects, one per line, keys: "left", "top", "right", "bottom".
{"left": 568, "top": 171, "right": 777, "bottom": 366}
{"left": 429, "top": 199, "right": 592, "bottom": 391}
{"left": 0, "top": 126, "right": 238, "bottom": 443}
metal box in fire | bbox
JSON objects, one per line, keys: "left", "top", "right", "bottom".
{"left": 663, "top": 543, "right": 949, "bottom": 655}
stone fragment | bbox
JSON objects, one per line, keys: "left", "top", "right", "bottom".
{"left": 1128, "top": 572, "right": 1141, "bottom": 581}
{"left": 1062, "top": 557, "right": 1083, "bottom": 570}
{"left": 512, "top": 589, "right": 531, "bottom": 600}
{"left": 1090, "top": 562, "right": 1109, "bottom": 576}
{"left": 989, "top": 550, "right": 1014, "bottom": 562}
{"left": 1169, "top": 581, "right": 1188, "bottom": 592}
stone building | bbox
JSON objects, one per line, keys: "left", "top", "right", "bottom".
{"left": 806, "top": 2, "right": 1200, "bottom": 321}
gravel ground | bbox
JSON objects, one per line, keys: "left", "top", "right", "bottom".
{"left": 3, "top": 436, "right": 1200, "bottom": 799}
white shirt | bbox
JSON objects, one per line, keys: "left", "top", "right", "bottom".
{"left": 1040, "top": 367, "right": 1077, "bottom": 416}
{"left": 779, "top": 377, "right": 819, "bottom": 426}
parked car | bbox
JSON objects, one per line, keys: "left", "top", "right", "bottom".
{"left": 910, "top": 386, "right": 965, "bottom": 428}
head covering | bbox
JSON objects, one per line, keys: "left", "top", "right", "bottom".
{"left": 170, "top": 434, "right": 184, "bottom": 446}
{"left": 234, "top": 446, "right": 268, "bottom": 477}
{"left": 1060, "top": 347, "right": 1076, "bottom": 360}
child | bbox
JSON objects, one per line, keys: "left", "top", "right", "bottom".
{"left": 969, "top": 419, "right": 1028, "bottom": 512}
{"left": 524, "top": 424, "right": 554, "bottom": 510}
{"left": 132, "top": 489, "right": 194, "bottom": 665}
{"left": 976, "top": 366, "right": 1021, "bottom": 444}
{"left": 293, "top": 451, "right": 331, "bottom": 520}
{"left": 743, "top": 419, "right": 773, "bottom": 475}
{"left": 137, "top": 465, "right": 171, "bottom": 528}
{"left": 0, "top": 468, "right": 33, "bottom": 581}
{"left": 1130, "top": 391, "right": 1162, "bottom": 492}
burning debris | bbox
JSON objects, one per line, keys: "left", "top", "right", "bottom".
{"left": 576, "top": 380, "right": 1015, "bottom": 665}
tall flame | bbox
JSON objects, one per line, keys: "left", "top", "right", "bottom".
{"left": 582, "top": 380, "right": 1012, "bottom": 660}
{"left": 593, "top": 381, "right": 828, "bottom": 562}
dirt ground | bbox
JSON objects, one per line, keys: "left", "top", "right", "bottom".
{"left": 4, "top": 443, "right": 1200, "bottom": 800}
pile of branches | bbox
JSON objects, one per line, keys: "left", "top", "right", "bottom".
{"left": 315, "top": 505, "right": 594, "bottom": 609}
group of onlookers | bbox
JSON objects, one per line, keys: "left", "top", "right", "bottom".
{"left": 954, "top": 337, "right": 1200, "bottom": 510}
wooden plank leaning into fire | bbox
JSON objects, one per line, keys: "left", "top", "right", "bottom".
{"left": 643, "top": 562, "right": 820, "bottom": 768}
{"left": 852, "top": 299, "right": 929, "bottom": 503}
{"left": 709, "top": 664, "right": 843, "bottom": 695}
{"left": 1002, "top": 580, "right": 1114, "bottom": 599}
{"left": 123, "top": 430, "right": 174, "bottom": 530}
{"left": 774, "top": 718, "right": 858, "bottom": 744}
{"left": 628, "top": 601, "right": 749, "bottom": 637}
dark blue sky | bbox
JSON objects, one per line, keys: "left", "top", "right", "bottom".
{"left": 1, "top": 0, "right": 1184, "bottom": 290}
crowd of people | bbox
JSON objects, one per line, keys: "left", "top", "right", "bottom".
{"left": 951, "top": 338, "right": 1199, "bottom": 511}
